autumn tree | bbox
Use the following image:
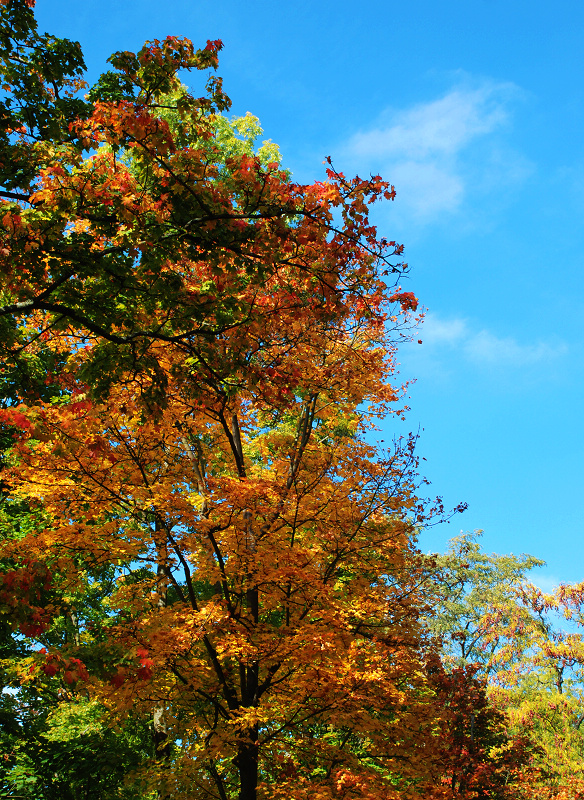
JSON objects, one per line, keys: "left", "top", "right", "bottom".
{"left": 426, "top": 532, "right": 544, "bottom": 676}
{"left": 0, "top": 0, "right": 414, "bottom": 409}
{"left": 422, "top": 655, "right": 535, "bottom": 800}
{"left": 428, "top": 532, "right": 584, "bottom": 799}
{"left": 0, "top": 2, "right": 476, "bottom": 799}
{"left": 497, "top": 583, "right": 584, "bottom": 796}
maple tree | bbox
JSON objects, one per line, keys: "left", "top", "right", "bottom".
{"left": 2, "top": 363, "right": 443, "bottom": 800}
{"left": 0, "top": 2, "right": 476, "bottom": 799}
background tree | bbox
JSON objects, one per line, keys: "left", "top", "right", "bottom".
{"left": 0, "top": 347, "right": 157, "bottom": 798}
{"left": 427, "top": 532, "right": 584, "bottom": 798}
{"left": 426, "top": 531, "right": 544, "bottom": 676}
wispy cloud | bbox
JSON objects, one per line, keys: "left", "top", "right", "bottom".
{"left": 341, "top": 78, "right": 532, "bottom": 221}
{"left": 402, "top": 313, "right": 567, "bottom": 381}
{"left": 419, "top": 314, "right": 568, "bottom": 367}
{"left": 463, "top": 329, "right": 565, "bottom": 365}
{"left": 350, "top": 85, "right": 509, "bottom": 160}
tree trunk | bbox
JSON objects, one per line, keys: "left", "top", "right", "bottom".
{"left": 236, "top": 726, "right": 259, "bottom": 800}
{"left": 154, "top": 520, "right": 171, "bottom": 799}
{"left": 153, "top": 703, "right": 172, "bottom": 800}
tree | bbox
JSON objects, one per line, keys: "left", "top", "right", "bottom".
{"left": 426, "top": 531, "right": 544, "bottom": 676}
{"left": 0, "top": 332, "right": 156, "bottom": 798}
{"left": 423, "top": 656, "right": 534, "bottom": 800}
{"left": 495, "top": 582, "right": 584, "bottom": 796}
{"left": 0, "top": 2, "right": 472, "bottom": 799}
{"left": 428, "top": 532, "right": 584, "bottom": 799}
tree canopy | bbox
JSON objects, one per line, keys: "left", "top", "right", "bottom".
{"left": 0, "top": 2, "right": 447, "bottom": 798}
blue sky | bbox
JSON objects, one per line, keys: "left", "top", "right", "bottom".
{"left": 35, "top": 0, "right": 584, "bottom": 586}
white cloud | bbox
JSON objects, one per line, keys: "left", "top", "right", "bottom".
{"left": 342, "top": 79, "right": 531, "bottom": 221}
{"left": 415, "top": 313, "right": 567, "bottom": 368}
{"left": 416, "top": 314, "right": 467, "bottom": 345}
{"left": 463, "top": 329, "right": 566, "bottom": 365}
{"left": 350, "top": 86, "right": 510, "bottom": 161}
{"left": 390, "top": 160, "right": 464, "bottom": 215}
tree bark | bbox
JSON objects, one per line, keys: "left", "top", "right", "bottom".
{"left": 154, "top": 520, "right": 171, "bottom": 800}
{"left": 235, "top": 726, "right": 259, "bottom": 800}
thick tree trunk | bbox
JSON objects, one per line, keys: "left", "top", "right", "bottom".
{"left": 236, "top": 726, "right": 259, "bottom": 800}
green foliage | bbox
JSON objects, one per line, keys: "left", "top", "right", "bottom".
{"left": 211, "top": 111, "right": 284, "bottom": 168}
{"left": 426, "top": 530, "right": 545, "bottom": 674}
{"left": 1, "top": 693, "right": 153, "bottom": 799}
{"left": 0, "top": 0, "right": 90, "bottom": 191}
{"left": 428, "top": 532, "right": 584, "bottom": 793}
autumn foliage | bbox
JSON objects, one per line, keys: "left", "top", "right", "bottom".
{"left": 0, "top": 1, "right": 579, "bottom": 799}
